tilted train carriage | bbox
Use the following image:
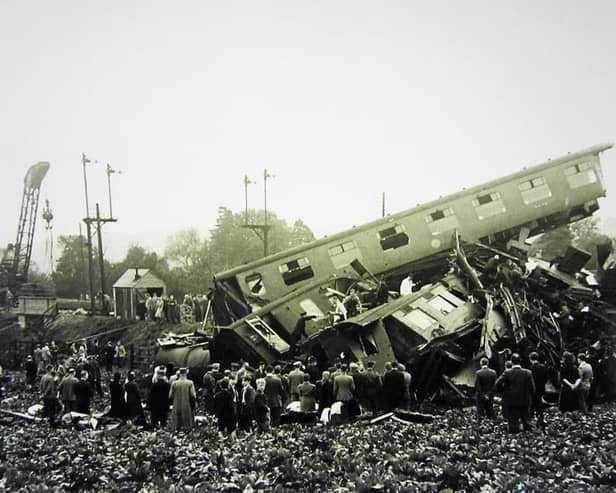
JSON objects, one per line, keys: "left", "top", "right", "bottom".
{"left": 213, "top": 144, "right": 612, "bottom": 327}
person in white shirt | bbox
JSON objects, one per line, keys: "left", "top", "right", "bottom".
{"left": 329, "top": 297, "right": 347, "bottom": 323}
{"left": 399, "top": 274, "right": 416, "bottom": 296}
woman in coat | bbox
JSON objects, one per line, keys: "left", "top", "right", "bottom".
{"left": 316, "top": 370, "right": 335, "bottom": 412}
{"left": 108, "top": 372, "right": 127, "bottom": 418}
{"left": 169, "top": 368, "right": 197, "bottom": 431}
{"left": 125, "top": 371, "right": 145, "bottom": 423}
{"left": 559, "top": 352, "right": 580, "bottom": 412}
{"left": 148, "top": 366, "right": 171, "bottom": 428}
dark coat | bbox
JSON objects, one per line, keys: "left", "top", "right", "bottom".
{"left": 125, "top": 381, "right": 144, "bottom": 420}
{"left": 74, "top": 379, "right": 94, "bottom": 414}
{"left": 109, "top": 381, "right": 127, "bottom": 418}
{"left": 306, "top": 364, "right": 321, "bottom": 384}
{"left": 239, "top": 385, "right": 256, "bottom": 408}
{"left": 382, "top": 369, "right": 406, "bottom": 411}
{"left": 264, "top": 374, "right": 286, "bottom": 409}
{"left": 530, "top": 362, "right": 548, "bottom": 396}
{"left": 214, "top": 388, "right": 236, "bottom": 431}
{"left": 333, "top": 373, "right": 355, "bottom": 402}
{"left": 363, "top": 370, "right": 382, "bottom": 398}
{"left": 316, "top": 378, "right": 334, "bottom": 410}
{"left": 147, "top": 379, "right": 171, "bottom": 416}
{"left": 559, "top": 362, "right": 580, "bottom": 412}
{"left": 496, "top": 366, "right": 535, "bottom": 409}
{"left": 475, "top": 367, "right": 497, "bottom": 396}
{"left": 25, "top": 360, "right": 38, "bottom": 381}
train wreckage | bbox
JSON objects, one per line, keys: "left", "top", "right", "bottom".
{"left": 157, "top": 143, "right": 616, "bottom": 401}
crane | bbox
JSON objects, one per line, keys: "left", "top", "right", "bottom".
{"left": 1, "top": 161, "right": 50, "bottom": 307}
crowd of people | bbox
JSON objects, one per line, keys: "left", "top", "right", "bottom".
{"left": 8, "top": 334, "right": 616, "bottom": 438}
{"left": 475, "top": 346, "right": 616, "bottom": 433}
{"left": 140, "top": 292, "right": 211, "bottom": 324}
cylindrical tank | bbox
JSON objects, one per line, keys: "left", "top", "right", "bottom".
{"left": 154, "top": 345, "right": 210, "bottom": 384}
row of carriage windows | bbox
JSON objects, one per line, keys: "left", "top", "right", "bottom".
{"left": 259, "top": 162, "right": 598, "bottom": 286}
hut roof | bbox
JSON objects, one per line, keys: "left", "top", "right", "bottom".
{"left": 112, "top": 268, "right": 166, "bottom": 289}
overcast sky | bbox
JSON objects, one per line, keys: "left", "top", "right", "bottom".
{"left": 1, "top": 1, "right": 615, "bottom": 270}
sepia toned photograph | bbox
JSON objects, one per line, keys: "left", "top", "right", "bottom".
{"left": 1, "top": 1, "right": 615, "bottom": 492}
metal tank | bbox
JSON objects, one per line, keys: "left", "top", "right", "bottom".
{"left": 154, "top": 344, "right": 210, "bottom": 383}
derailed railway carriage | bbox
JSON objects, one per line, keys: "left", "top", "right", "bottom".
{"left": 213, "top": 144, "right": 612, "bottom": 324}
{"left": 163, "top": 144, "right": 613, "bottom": 391}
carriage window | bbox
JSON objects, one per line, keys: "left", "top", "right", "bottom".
{"left": 328, "top": 240, "right": 361, "bottom": 269}
{"left": 472, "top": 191, "right": 506, "bottom": 220}
{"left": 425, "top": 207, "right": 459, "bottom": 235}
{"left": 518, "top": 176, "right": 552, "bottom": 204}
{"left": 279, "top": 257, "right": 314, "bottom": 285}
{"left": 425, "top": 207, "right": 454, "bottom": 223}
{"left": 565, "top": 162, "right": 598, "bottom": 189}
{"left": 377, "top": 223, "right": 409, "bottom": 251}
{"left": 245, "top": 273, "right": 266, "bottom": 296}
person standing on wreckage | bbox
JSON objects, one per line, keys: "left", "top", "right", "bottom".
{"left": 399, "top": 273, "right": 416, "bottom": 296}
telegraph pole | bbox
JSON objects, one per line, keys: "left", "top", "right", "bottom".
{"left": 95, "top": 204, "right": 106, "bottom": 296}
{"left": 243, "top": 175, "right": 253, "bottom": 223}
{"left": 78, "top": 223, "right": 86, "bottom": 297}
{"left": 263, "top": 168, "right": 271, "bottom": 257}
{"left": 82, "top": 153, "right": 95, "bottom": 314}
{"left": 82, "top": 154, "right": 118, "bottom": 314}
{"left": 105, "top": 163, "right": 120, "bottom": 219}
{"left": 242, "top": 169, "right": 273, "bottom": 257}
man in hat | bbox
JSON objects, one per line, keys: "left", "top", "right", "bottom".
{"left": 59, "top": 368, "right": 78, "bottom": 413}
{"left": 264, "top": 365, "right": 285, "bottom": 426}
{"left": 362, "top": 361, "right": 382, "bottom": 415}
{"left": 169, "top": 368, "right": 197, "bottom": 431}
{"left": 103, "top": 341, "right": 115, "bottom": 372}
{"left": 287, "top": 361, "right": 305, "bottom": 401}
{"left": 202, "top": 363, "right": 223, "bottom": 414}
{"left": 40, "top": 364, "right": 60, "bottom": 426}
{"left": 24, "top": 355, "right": 38, "bottom": 389}
{"left": 333, "top": 363, "right": 357, "bottom": 420}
